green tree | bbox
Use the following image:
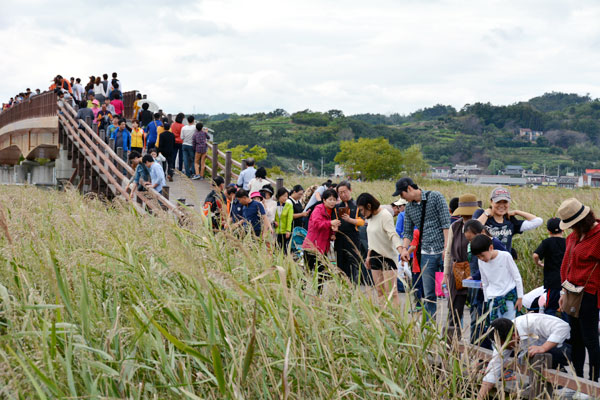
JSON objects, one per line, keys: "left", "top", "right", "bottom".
{"left": 334, "top": 137, "right": 403, "bottom": 180}
{"left": 487, "top": 160, "right": 504, "bottom": 174}
{"left": 400, "top": 144, "right": 430, "bottom": 176}
{"left": 220, "top": 141, "right": 267, "bottom": 163}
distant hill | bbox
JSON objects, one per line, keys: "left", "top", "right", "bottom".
{"left": 195, "top": 92, "right": 600, "bottom": 175}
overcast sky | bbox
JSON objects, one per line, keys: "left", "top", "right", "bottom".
{"left": 2, "top": 0, "right": 600, "bottom": 115}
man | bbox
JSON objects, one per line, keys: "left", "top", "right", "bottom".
{"left": 143, "top": 154, "right": 166, "bottom": 194}
{"left": 138, "top": 103, "right": 154, "bottom": 128}
{"left": 104, "top": 98, "right": 116, "bottom": 115}
{"left": 72, "top": 78, "right": 85, "bottom": 102}
{"left": 396, "top": 177, "right": 450, "bottom": 321}
{"left": 334, "top": 181, "right": 364, "bottom": 283}
{"left": 478, "top": 314, "right": 571, "bottom": 399}
{"left": 145, "top": 113, "right": 163, "bottom": 150}
{"left": 203, "top": 176, "right": 227, "bottom": 230}
{"left": 158, "top": 123, "right": 176, "bottom": 181}
{"left": 110, "top": 119, "right": 131, "bottom": 156}
{"left": 128, "top": 151, "right": 150, "bottom": 199}
{"left": 237, "top": 157, "right": 256, "bottom": 190}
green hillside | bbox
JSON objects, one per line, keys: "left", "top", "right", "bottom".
{"left": 195, "top": 92, "right": 600, "bottom": 175}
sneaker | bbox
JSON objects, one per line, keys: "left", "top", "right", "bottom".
{"left": 192, "top": 175, "right": 201, "bottom": 180}
{"left": 503, "top": 369, "right": 516, "bottom": 381}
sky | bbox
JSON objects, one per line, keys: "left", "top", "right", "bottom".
{"left": 2, "top": 0, "right": 600, "bottom": 115}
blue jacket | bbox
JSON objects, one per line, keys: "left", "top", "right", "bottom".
{"left": 145, "top": 120, "right": 162, "bottom": 144}
{"left": 111, "top": 127, "right": 131, "bottom": 152}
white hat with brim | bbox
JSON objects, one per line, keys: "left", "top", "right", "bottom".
{"left": 557, "top": 198, "right": 590, "bottom": 230}
{"left": 393, "top": 198, "right": 408, "bottom": 207}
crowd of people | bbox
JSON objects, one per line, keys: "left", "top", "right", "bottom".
{"left": 190, "top": 168, "right": 599, "bottom": 397}
{"left": 1, "top": 87, "right": 42, "bottom": 111}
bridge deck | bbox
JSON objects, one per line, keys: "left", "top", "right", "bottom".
{"left": 167, "top": 171, "right": 212, "bottom": 209}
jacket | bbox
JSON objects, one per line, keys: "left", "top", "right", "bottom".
{"left": 110, "top": 128, "right": 131, "bottom": 152}
{"left": 274, "top": 200, "right": 294, "bottom": 235}
{"left": 158, "top": 130, "right": 175, "bottom": 157}
{"left": 303, "top": 203, "right": 334, "bottom": 254}
{"left": 130, "top": 128, "right": 145, "bottom": 149}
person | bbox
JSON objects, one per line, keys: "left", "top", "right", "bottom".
{"left": 357, "top": 192, "right": 403, "bottom": 305}
{"left": 171, "top": 113, "right": 185, "bottom": 172}
{"left": 248, "top": 167, "right": 268, "bottom": 193}
{"left": 381, "top": 199, "right": 404, "bottom": 217}
{"left": 236, "top": 189, "right": 270, "bottom": 237}
{"left": 557, "top": 198, "right": 600, "bottom": 381}
{"left": 110, "top": 119, "right": 131, "bottom": 160}
{"left": 203, "top": 176, "right": 227, "bottom": 229}
{"left": 475, "top": 187, "right": 543, "bottom": 256}
{"left": 75, "top": 100, "right": 95, "bottom": 128}
{"left": 230, "top": 187, "right": 245, "bottom": 223}
{"left": 158, "top": 123, "right": 176, "bottom": 181}
{"left": 110, "top": 72, "right": 122, "bottom": 94}
{"left": 478, "top": 314, "right": 572, "bottom": 399}
{"left": 110, "top": 92, "right": 124, "bottom": 116}
{"left": 449, "top": 197, "right": 461, "bottom": 224}
{"left": 101, "top": 74, "right": 110, "bottom": 100}
{"left": 143, "top": 154, "right": 166, "bottom": 194}
{"left": 104, "top": 98, "right": 116, "bottom": 115}
{"left": 138, "top": 103, "right": 154, "bottom": 128}
{"left": 471, "top": 234, "right": 524, "bottom": 322}
{"left": 443, "top": 193, "right": 478, "bottom": 340}
{"left": 192, "top": 122, "right": 209, "bottom": 180}
{"left": 93, "top": 76, "right": 107, "bottom": 104}
{"left": 85, "top": 76, "right": 95, "bottom": 93}
{"left": 72, "top": 78, "right": 85, "bottom": 102}
{"left": 178, "top": 116, "right": 196, "bottom": 178}
{"left": 463, "top": 219, "right": 507, "bottom": 345}
{"left": 145, "top": 113, "right": 162, "bottom": 150}
{"left": 289, "top": 185, "right": 307, "bottom": 229}
{"left": 302, "top": 189, "right": 340, "bottom": 290}
{"left": 95, "top": 104, "right": 113, "bottom": 133}
{"left": 274, "top": 187, "right": 293, "bottom": 252}
{"left": 90, "top": 100, "right": 101, "bottom": 118}
{"left": 105, "top": 116, "right": 120, "bottom": 142}
{"left": 237, "top": 157, "right": 257, "bottom": 190}
{"left": 396, "top": 177, "right": 451, "bottom": 321}
{"left": 260, "top": 184, "right": 277, "bottom": 225}
{"left": 225, "top": 185, "right": 237, "bottom": 216}
{"left": 303, "top": 180, "right": 333, "bottom": 212}
{"left": 130, "top": 119, "right": 145, "bottom": 154}
{"left": 127, "top": 151, "right": 150, "bottom": 199}
{"left": 533, "top": 217, "right": 566, "bottom": 316}
{"left": 333, "top": 181, "right": 364, "bottom": 283}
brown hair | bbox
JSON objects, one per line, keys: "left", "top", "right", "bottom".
{"left": 572, "top": 211, "right": 596, "bottom": 236}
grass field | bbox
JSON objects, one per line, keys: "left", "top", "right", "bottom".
{"left": 0, "top": 182, "right": 598, "bottom": 398}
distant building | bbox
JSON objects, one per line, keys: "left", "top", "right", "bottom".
{"left": 431, "top": 166, "right": 452, "bottom": 179}
{"left": 557, "top": 176, "right": 579, "bottom": 189}
{"left": 503, "top": 165, "right": 525, "bottom": 177}
{"left": 452, "top": 164, "right": 482, "bottom": 175}
{"left": 581, "top": 169, "right": 600, "bottom": 187}
{"left": 519, "top": 128, "right": 544, "bottom": 142}
{"left": 473, "top": 175, "right": 527, "bottom": 187}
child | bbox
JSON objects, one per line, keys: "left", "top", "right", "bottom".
{"left": 532, "top": 217, "right": 566, "bottom": 316}
{"left": 407, "top": 228, "right": 424, "bottom": 311}
{"left": 471, "top": 234, "right": 523, "bottom": 322}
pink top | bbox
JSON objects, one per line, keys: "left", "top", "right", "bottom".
{"left": 302, "top": 203, "right": 334, "bottom": 254}
{"left": 111, "top": 99, "right": 124, "bottom": 115}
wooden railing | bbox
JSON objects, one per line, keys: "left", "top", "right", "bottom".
{"left": 0, "top": 91, "right": 57, "bottom": 130}
{"left": 58, "top": 101, "right": 183, "bottom": 218}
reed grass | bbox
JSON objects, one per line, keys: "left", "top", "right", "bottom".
{"left": 0, "top": 182, "right": 598, "bottom": 398}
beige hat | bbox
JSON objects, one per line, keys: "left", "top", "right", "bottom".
{"left": 452, "top": 193, "right": 479, "bottom": 216}
{"left": 557, "top": 198, "right": 590, "bottom": 230}
{"left": 393, "top": 198, "right": 408, "bottom": 207}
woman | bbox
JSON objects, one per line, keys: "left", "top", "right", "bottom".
{"left": 356, "top": 192, "right": 403, "bottom": 305}
{"left": 476, "top": 186, "right": 543, "bottom": 255}
{"left": 85, "top": 76, "right": 95, "bottom": 93}
{"left": 93, "top": 76, "right": 107, "bottom": 104}
{"left": 248, "top": 167, "right": 268, "bottom": 193}
{"left": 289, "top": 185, "right": 307, "bottom": 229}
{"left": 192, "top": 123, "right": 208, "bottom": 180}
{"left": 130, "top": 119, "right": 145, "bottom": 154}
{"left": 443, "top": 193, "right": 478, "bottom": 339}
{"left": 260, "top": 184, "right": 277, "bottom": 225}
{"left": 274, "top": 187, "right": 293, "bottom": 253}
{"left": 302, "top": 189, "right": 341, "bottom": 291}
{"left": 90, "top": 99, "right": 101, "bottom": 118}
{"left": 171, "top": 113, "right": 185, "bottom": 172}
{"left": 557, "top": 198, "right": 600, "bottom": 381}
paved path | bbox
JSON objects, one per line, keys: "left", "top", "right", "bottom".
{"left": 166, "top": 170, "right": 212, "bottom": 209}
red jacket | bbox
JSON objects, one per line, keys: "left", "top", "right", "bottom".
{"left": 561, "top": 220, "right": 600, "bottom": 305}
{"left": 303, "top": 203, "right": 334, "bottom": 254}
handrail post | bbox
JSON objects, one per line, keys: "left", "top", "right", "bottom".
{"left": 225, "top": 151, "right": 232, "bottom": 186}
{"left": 241, "top": 159, "right": 247, "bottom": 170}
{"left": 212, "top": 142, "right": 218, "bottom": 179}
{"left": 276, "top": 177, "right": 284, "bottom": 192}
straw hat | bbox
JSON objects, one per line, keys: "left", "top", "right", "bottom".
{"left": 452, "top": 193, "right": 479, "bottom": 216}
{"left": 557, "top": 198, "right": 590, "bottom": 230}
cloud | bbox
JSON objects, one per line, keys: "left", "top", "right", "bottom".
{"left": 2, "top": 0, "right": 600, "bottom": 115}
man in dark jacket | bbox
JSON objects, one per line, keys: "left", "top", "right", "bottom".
{"left": 158, "top": 122, "right": 176, "bottom": 181}
{"left": 204, "top": 176, "right": 227, "bottom": 230}
{"left": 334, "top": 181, "right": 365, "bottom": 284}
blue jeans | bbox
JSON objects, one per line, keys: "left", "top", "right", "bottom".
{"left": 489, "top": 299, "right": 516, "bottom": 320}
{"left": 182, "top": 145, "right": 195, "bottom": 178}
{"left": 420, "top": 253, "right": 443, "bottom": 321}
{"left": 174, "top": 143, "right": 183, "bottom": 171}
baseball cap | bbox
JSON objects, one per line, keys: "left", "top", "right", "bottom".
{"left": 392, "top": 177, "right": 415, "bottom": 197}
{"left": 490, "top": 187, "right": 511, "bottom": 203}
{"left": 546, "top": 217, "right": 562, "bottom": 234}
{"left": 393, "top": 198, "right": 408, "bottom": 206}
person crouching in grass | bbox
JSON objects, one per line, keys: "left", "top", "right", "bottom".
{"left": 471, "top": 234, "right": 523, "bottom": 323}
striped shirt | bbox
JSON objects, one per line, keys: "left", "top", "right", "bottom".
{"left": 403, "top": 190, "right": 451, "bottom": 254}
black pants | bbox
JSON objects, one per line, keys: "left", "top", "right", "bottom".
{"left": 174, "top": 143, "right": 183, "bottom": 171}
{"left": 569, "top": 292, "right": 600, "bottom": 381}
{"left": 447, "top": 292, "right": 468, "bottom": 339}
{"left": 335, "top": 245, "right": 361, "bottom": 284}
{"left": 304, "top": 252, "right": 326, "bottom": 292}
{"left": 276, "top": 234, "right": 289, "bottom": 254}
{"left": 163, "top": 153, "right": 175, "bottom": 178}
